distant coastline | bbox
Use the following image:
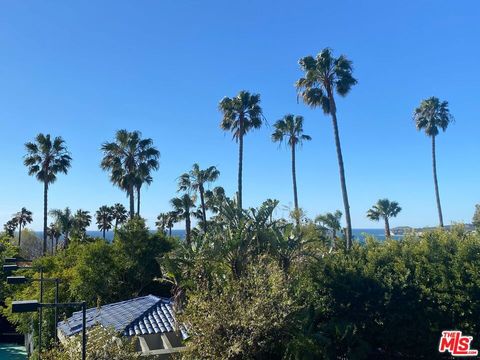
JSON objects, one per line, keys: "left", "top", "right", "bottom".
{"left": 391, "top": 224, "right": 475, "bottom": 235}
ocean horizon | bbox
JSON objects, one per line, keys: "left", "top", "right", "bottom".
{"left": 31, "top": 228, "right": 400, "bottom": 243}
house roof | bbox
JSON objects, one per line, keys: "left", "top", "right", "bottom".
{"left": 58, "top": 295, "right": 187, "bottom": 339}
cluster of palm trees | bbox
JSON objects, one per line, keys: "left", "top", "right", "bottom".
{"left": 16, "top": 48, "right": 454, "bottom": 255}
{"left": 157, "top": 163, "right": 221, "bottom": 243}
{"left": 3, "top": 207, "right": 33, "bottom": 246}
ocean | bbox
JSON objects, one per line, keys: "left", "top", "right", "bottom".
{"left": 34, "top": 228, "right": 399, "bottom": 243}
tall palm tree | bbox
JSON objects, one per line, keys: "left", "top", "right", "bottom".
{"left": 135, "top": 140, "right": 160, "bottom": 215}
{"left": 24, "top": 134, "right": 72, "bottom": 255}
{"left": 170, "top": 194, "right": 196, "bottom": 244}
{"left": 413, "top": 97, "right": 454, "bottom": 227}
{"left": 272, "top": 114, "right": 311, "bottom": 222}
{"left": 96, "top": 205, "right": 113, "bottom": 240}
{"left": 50, "top": 207, "right": 74, "bottom": 248}
{"left": 178, "top": 164, "right": 220, "bottom": 231}
{"left": 315, "top": 210, "right": 343, "bottom": 240}
{"left": 219, "top": 91, "right": 263, "bottom": 210}
{"left": 72, "top": 209, "right": 92, "bottom": 241}
{"left": 14, "top": 207, "right": 33, "bottom": 247}
{"left": 111, "top": 203, "right": 128, "bottom": 231}
{"left": 366, "top": 199, "right": 402, "bottom": 238}
{"left": 296, "top": 48, "right": 357, "bottom": 249}
{"left": 101, "top": 130, "right": 160, "bottom": 219}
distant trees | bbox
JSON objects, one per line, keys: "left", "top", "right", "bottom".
{"left": 272, "top": 114, "right": 311, "bottom": 223}
{"left": 49, "top": 207, "right": 75, "bottom": 248}
{"left": 72, "top": 209, "right": 92, "bottom": 240}
{"left": 24, "top": 134, "right": 72, "bottom": 255}
{"left": 473, "top": 204, "right": 480, "bottom": 231}
{"left": 316, "top": 210, "right": 343, "bottom": 243}
{"left": 296, "top": 48, "right": 357, "bottom": 249}
{"left": 111, "top": 203, "right": 128, "bottom": 231}
{"left": 47, "top": 222, "right": 61, "bottom": 254}
{"left": 96, "top": 205, "right": 113, "bottom": 239}
{"left": 13, "top": 207, "right": 33, "bottom": 247}
{"left": 170, "top": 194, "right": 197, "bottom": 244}
{"left": 101, "top": 130, "right": 160, "bottom": 219}
{"left": 413, "top": 97, "right": 454, "bottom": 228}
{"left": 178, "top": 164, "right": 220, "bottom": 231}
{"left": 367, "top": 199, "right": 402, "bottom": 238}
{"left": 219, "top": 91, "right": 263, "bottom": 210}
{"left": 3, "top": 219, "right": 18, "bottom": 238}
{"left": 156, "top": 212, "right": 176, "bottom": 236}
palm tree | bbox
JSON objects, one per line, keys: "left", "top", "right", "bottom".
{"left": 135, "top": 140, "right": 160, "bottom": 215}
{"left": 170, "top": 194, "right": 196, "bottom": 244}
{"left": 296, "top": 48, "right": 357, "bottom": 249}
{"left": 272, "top": 114, "right": 311, "bottom": 223}
{"left": 14, "top": 207, "right": 33, "bottom": 247}
{"left": 111, "top": 203, "right": 128, "bottom": 231}
{"left": 24, "top": 134, "right": 72, "bottom": 254}
{"left": 101, "top": 130, "right": 159, "bottom": 219}
{"left": 366, "top": 199, "right": 402, "bottom": 238}
{"left": 219, "top": 91, "right": 263, "bottom": 210}
{"left": 4, "top": 219, "right": 18, "bottom": 238}
{"left": 178, "top": 164, "right": 220, "bottom": 231}
{"left": 96, "top": 205, "right": 113, "bottom": 239}
{"left": 315, "top": 210, "right": 343, "bottom": 240}
{"left": 413, "top": 97, "right": 454, "bottom": 227}
{"left": 47, "top": 222, "right": 61, "bottom": 254}
{"left": 72, "top": 209, "right": 92, "bottom": 240}
{"left": 49, "top": 207, "right": 74, "bottom": 248}
{"left": 156, "top": 213, "right": 169, "bottom": 234}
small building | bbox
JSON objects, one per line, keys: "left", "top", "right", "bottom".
{"left": 57, "top": 295, "right": 186, "bottom": 358}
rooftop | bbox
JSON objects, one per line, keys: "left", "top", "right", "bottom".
{"left": 58, "top": 295, "right": 187, "bottom": 339}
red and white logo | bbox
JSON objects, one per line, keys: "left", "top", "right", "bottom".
{"left": 439, "top": 331, "right": 478, "bottom": 357}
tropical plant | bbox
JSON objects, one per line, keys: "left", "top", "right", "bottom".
{"left": 47, "top": 222, "right": 61, "bottom": 254}
{"left": 272, "top": 114, "right": 311, "bottom": 222}
{"left": 72, "top": 209, "right": 91, "bottom": 240}
{"left": 178, "top": 164, "right": 220, "bottom": 231}
{"left": 473, "top": 204, "right": 480, "bottom": 231}
{"left": 49, "top": 207, "right": 75, "bottom": 248}
{"left": 219, "top": 90, "right": 263, "bottom": 210}
{"left": 170, "top": 194, "right": 197, "bottom": 244}
{"left": 13, "top": 207, "right": 33, "bottom": 247}
{"left": 413, "top": 97, "right": 454, "bottom": 227}
{"left": 3, "top": 219, "right": 18, "bottom": 238}
{"left": 111, "top": 203, "right": 128, "bottom": 231}
{"left": 101, "top": 130, "right": 159, "bottom": 218}
{"left": 96, "top": 206, "right": 113, "bottom": 239}
{"left": 366, "top": 199, "right": 402, "bottom": 238}
{"left": 296, "top": 48, "right": 357, "bottom": 249}
{"left": 24, "top": 133, "right": 72, "bottom": 254}
{"left": 315, "top": 210, "right": 343, "bottom": 247}
{"left": 156, "top": 212, "right": 177, "bottom": 236}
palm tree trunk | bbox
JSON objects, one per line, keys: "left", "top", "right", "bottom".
{"left": 51, "top": 236, "right": 54, "bottom": 255}
{"left": 65, "top": 231, "right": 69, "bottom": 248}
{"left": 103, "top": 228, "right": 106, "bottom": 239}
{"left": 129, "top": 186, "right": 135, "bottom": 219}
{"left": 199, "top": 186, "right": 207, "bottom": 231}
{"left": 18, "top": 223, "right": 22, "bottom": 247}
{"left": 291, "top": 144, "right": 299, "bottom": 225}
{"left": 328, "top": 92, "right": 353, "bottom": 250}
{"left": 432, "top": 135, "right": 444, "bottom": 227}
{"left": 185, "top": 213, "right": 191, "bottom": 244}
{"left": 384, "top": 217, "right": 391, "bottom": 238}
{"left": 55, "top": 236, "right": 58, "bottom": 253}
{"left": 43, "top": 181, "right": 48, "bottom": 255}
{"left": 136, "top": 186, "right": 141, "bottom": 217}
{"left": 114, "top": 219, "right": 118, "bottom": 231}
{"left": 237, "top": 117, "right": 244, "bottom": 210}
{"left": 169, "top": 226, "right": 172, "bottom": 237}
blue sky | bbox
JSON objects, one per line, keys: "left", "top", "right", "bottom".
{"left": 0, "top": 0, "right": 479, "bottom": 230}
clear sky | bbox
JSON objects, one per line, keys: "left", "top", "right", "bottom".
{"left": 0, "top": 0, "right": 479, "bottom": 230}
